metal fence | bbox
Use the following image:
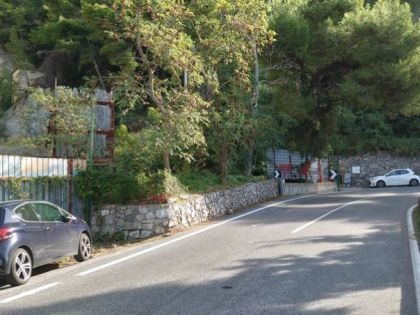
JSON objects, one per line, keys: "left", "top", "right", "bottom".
{"left": 54, "top": 89, "right": 115, "bottom": 164}
{"left": 0, "top": 155, "right": 86, "bottom": 218}
{"left": 266, "top": 149, "right": 329, "bottom": 182}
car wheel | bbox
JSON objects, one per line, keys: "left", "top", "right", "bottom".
{"left": 74, "top": 233, "right": 91, "bottom": 262}
{"left": 376, "top": 181, "right": 385, "bottom": 188}
{"left": 410, "top": 179, "right": 419, "bottom": 187}
{"left": 6, "top": 248, "right": 32, "bottom": 286}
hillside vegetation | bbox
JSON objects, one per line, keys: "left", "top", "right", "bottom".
{"left": 0, "top": 0, "right": 419, "bottom": 203}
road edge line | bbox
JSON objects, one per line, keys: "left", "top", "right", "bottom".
{"left": 77, "top": 194, "right": 317, "bottom": 276}
{"left": 291, "top": 197, "right": 369, "bottom": 234}
{"left": 407, "top": 204, "right": 420, "bottom": 315}
{"left": 0, "top": 282, "right": 61, "bottom": 304}
{"left": 77, "top": 190, "right": 350, "bottom": 276}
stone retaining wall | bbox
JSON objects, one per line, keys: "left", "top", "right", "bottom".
{"left": 91, "top": 180, "right": 336, "bottom": 239}
{"left": 339, "top": 153, "right": 420, "bottom": 186}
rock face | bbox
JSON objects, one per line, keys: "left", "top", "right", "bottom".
{"left": 0, "top": 90, "right": 51, "bottom": 156}
{"left": 1, "top": 94, "right": 49, "bottom": 138}
{"left": 0, "top": 47, "right": 47, "bottom": 144}
{"left": 0, "top": 78, "right": 111, "bottom": 157}
{"left": 91, "top": 180, "right": 337, "bottom": 240}
{"left": 12, "top": 69, "right": 46, "bottom": 102}
{"left": 0, "top": 46, "right": 13, "bottom": 124}
{"left": 0, "top": 64, "right": 50, "bottom": 155}
{"left": 0, "top": 46, "right": 13, "bottom": 73}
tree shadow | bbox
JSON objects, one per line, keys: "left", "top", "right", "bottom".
{"left": 3, "top": 189, "right": 419, "bottom": 313}
{"left": 7, "top": 223, "right": 416, "bottom": 314}
{"left": 0, "top": 263, "right": 60, "bottom": 290}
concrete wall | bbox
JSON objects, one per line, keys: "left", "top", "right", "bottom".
{"left": 92, "top": 180, "right": 337, "bottom": 239}
{"left": 284, "top": 182, "right": 337, "bottom": 195}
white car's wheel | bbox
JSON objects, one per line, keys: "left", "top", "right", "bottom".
{"left": 376, "top": 181, "right": 385, "bottom": 188}
{"left": 410, "top": 179, "right": 419, "bottom": 187}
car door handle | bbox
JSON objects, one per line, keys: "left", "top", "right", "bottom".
{"left": 44, "top": 226, "right": 51, "bottom": 231}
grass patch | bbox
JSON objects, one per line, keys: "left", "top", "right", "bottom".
{"left": 175, "top": 170, "right": 266, "bottom": 194}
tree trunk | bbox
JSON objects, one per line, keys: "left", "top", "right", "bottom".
{"left": 220, "top": 146, "right": 229, "bottom": 184}
{"left": 252, "top": 39, "right": 260, "bottom": 109}
{"left": 134, "top": 17, "right": 172, "bottom": 174}
{"left": 244, "top": 39, "right": 260, "bottom": 177}
{"left": 244, "top": 139, "right": 254, "bottom": 177}
{"left": 162, "top": 149, "right": 171, "bottom": 172}
{"left": 221, "top": 162, "right": 228, "bottom": 184}
{"left": 91, "top": 56, "right": 106, "bottom": 91}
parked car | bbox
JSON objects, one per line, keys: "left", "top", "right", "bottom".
{"left": 0, "top": 200, "right": 92, "bottom": 286}
{"left": 369, "top": 168, "right": 420, "bottom": 188}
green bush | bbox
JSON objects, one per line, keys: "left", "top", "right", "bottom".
{"left": 74, "top": 125, "right": 264, "bottom": 205}
{"left": 74, "top": 124, "right": 166, "bottom": 204}
{"left": 74, "top": 167, "right": 186, "bottom": 205}
{"left": 114, "top": 125, "right": 162, "bottom": 173}
{"left": 75, "top": 167, "right": 144, "bottom": 205}
{"left": 175, "top": 170, "right": 265, "bottom": 194}
{"left": 176, "top": 170, "right": 220, "bottom": 193}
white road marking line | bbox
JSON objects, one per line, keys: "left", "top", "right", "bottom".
{"left": 0, "top": 282, "right": 61, "bottom": 304}
{"left": 291, "top": 198, "right": 368, "bottom": 234}
{"left": 407, "top": 204, "right": 420, "bottom": 315}
{"left": 78, "top": 194, "right": 316, "bottom": 276}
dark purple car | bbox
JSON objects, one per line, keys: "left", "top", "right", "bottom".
{"left": 0, "top": 200, "right": 92, "bottom": 286}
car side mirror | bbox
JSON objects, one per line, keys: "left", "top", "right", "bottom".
{"left": 62, "top": 215, "right": 72, "bottom": 223}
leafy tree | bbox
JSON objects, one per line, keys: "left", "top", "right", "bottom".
{"left": 207, "top": 108, "right": 245, "bottom": 183}
{"left": 0, "top": 69, "right": 12, "bottom": 116}
{"left": 1, "top": 0, "right": 275, "bottom": 181}
{"left": 95, "top": 0, "right": 210, "bottom": 172}
{"left": 0, "top": 0, "right": 45, "bottom": 67}
{"left": 369, "top": 1, "right": 420, "bottom": 19}
{"left": 28, "top": 86, "right": 95, "bottom": 157}
{"left": 30, "top": 0, "right": 115, "bottom": 87}
{"left": 89, "top": 0, "right": 274, "bottom": 178}
{"left": 336, "top": 0, "right": 420, "bottom": 114}
{"left": 189, "top": 0, "right": 274, "bottom": 178}
{"left": 268, "top": 0, "right": 420, "bottom": 156}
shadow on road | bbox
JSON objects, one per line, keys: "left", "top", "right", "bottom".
{"left": 0, "top": 263, "right": 60, "bottom": 290}
{"left": 3, "top": 189, "right": 420, "bottom": 314}
{"left": 8, "top": 223, "right": 416, "bottom": 314}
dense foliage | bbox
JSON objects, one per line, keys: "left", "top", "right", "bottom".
{"left": 267, "top": 0, "right": 420, "bottom": 156}
{"left": 1, "top": 0, "right": 420, "bottom": 203}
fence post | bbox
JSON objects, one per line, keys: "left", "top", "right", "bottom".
{"left": 67, "top": 160, "right": 73, "bottom": 213}
{"left": 317, "top": 158, "right": 323, "bottom": 183}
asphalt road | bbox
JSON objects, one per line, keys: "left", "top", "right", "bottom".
{"left": 1, "top": 188, "right": 420, "bottom": 315}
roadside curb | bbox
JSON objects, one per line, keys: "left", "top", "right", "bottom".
{"left": 407, "top": 205, "right": 420, "bottom": 315}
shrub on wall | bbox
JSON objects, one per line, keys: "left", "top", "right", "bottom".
{"left": 74, "top": 166, "right": 138, "bottom": 204}
{"left": 74, "top": 167, "right": 185, "bottom": 205}
{"left": 74, "top": 125, "right": 186, "bottom": 205}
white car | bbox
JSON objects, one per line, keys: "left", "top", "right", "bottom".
{"left": 369, "top": 168, "right": 420, "bottom": 188}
